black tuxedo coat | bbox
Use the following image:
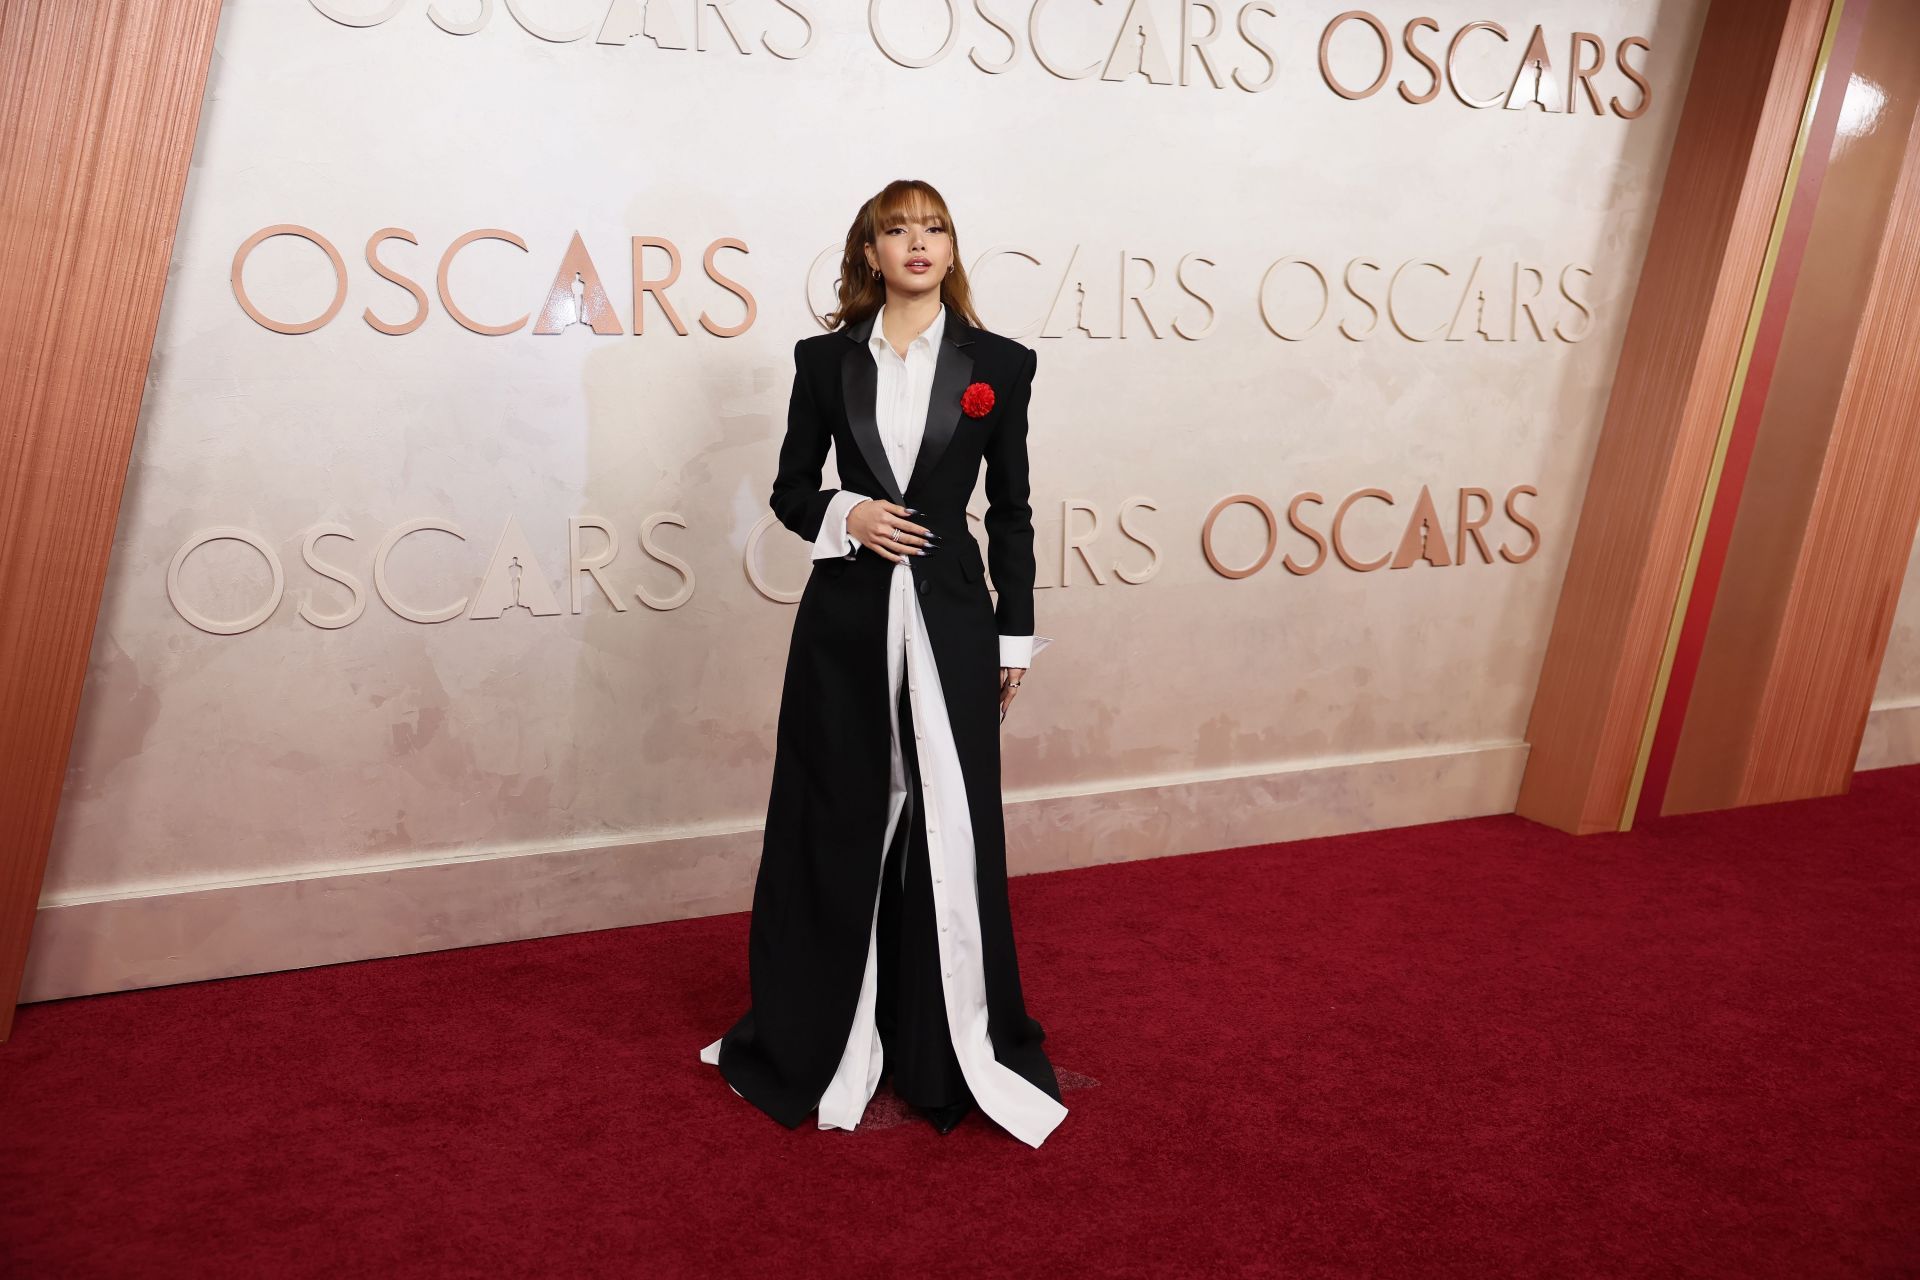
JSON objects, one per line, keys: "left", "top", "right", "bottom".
{"left": 710, "top": 303, "right": 1061, "bottom": 1128}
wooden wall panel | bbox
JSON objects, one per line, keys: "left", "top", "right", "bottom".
{"left": 0, "top": 0, "right": 225, "bottom": 1039}
{"left": 1743, "top": 87, "right": 1920, "bottom": 800}
{"left": 1642, "top": 0, "right": 1869, "bottom": 817}
{"left": 1516, "top": 0, "right": 1839, "bottom": 834}
{"left": 1660, "top": 0, "right": 1920, "bottom": 813}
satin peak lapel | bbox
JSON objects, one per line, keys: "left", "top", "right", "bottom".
{"left": 839, "top": 305, "right": 977, "bottom": 505}
{"left": 838, "top": 312, "right": 901, "bottom": 507}
{"left": 909, "top": 314, "right": 975, "bottom": 496}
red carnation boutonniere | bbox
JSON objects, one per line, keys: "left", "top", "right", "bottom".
{"left": 960, "top": 380, "right": 996, "bottom": 418}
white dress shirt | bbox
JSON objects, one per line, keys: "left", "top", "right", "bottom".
{"left": 810, "top": 303, "right": 1037, "bottom": 671}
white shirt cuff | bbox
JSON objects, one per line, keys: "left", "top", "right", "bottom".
{"left": 811, "top": 490, "right": 870, "bottom": 560}
{"left": 999, "top": 635, "right": 1034, "bottom": 669}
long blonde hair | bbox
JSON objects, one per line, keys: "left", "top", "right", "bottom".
{"left": 824, "top": 179, "right": 986, "bottom": 332}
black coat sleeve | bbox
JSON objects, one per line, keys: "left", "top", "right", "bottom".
{"left": 768, "top": 339, "right": 840, "bottom": 542}
{"left": 983, "top": 344, "right": 1038, "bottom": 638}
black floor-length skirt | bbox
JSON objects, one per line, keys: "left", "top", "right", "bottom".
{"left": 700, "top": 551, "right": 1066, "bottom": 1148}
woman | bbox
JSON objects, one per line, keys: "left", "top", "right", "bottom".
{"left": 699, "top": 180, "right": 1066, "bottom": 1148}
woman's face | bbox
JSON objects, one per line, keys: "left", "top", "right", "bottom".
{"left": 863, "top": 206, "right": 952, "bottom": 301}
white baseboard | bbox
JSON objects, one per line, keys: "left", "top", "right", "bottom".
{"left": 22, "top": 741, "right": 1529, "bottom": 1003}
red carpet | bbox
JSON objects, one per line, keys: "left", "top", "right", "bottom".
{"left": 4, "top": 766, "right": 1917, "bottom": 1277}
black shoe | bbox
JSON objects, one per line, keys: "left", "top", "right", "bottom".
{"left": 913, "top": 1099, "right": 973, "bottom": 1135}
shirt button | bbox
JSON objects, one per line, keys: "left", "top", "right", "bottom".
{"left": 918, "top": 578, "right": 929, "bottom": 595}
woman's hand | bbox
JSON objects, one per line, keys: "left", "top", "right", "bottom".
{"left": 849, "top": 499, "right": 932, "bottom": 563}
{"left": 998, "top": 665, "right": 1026, "bottom": 722}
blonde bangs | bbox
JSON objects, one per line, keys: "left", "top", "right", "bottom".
{"left": 871, "top": 183, "right": 951, "bottom": 234}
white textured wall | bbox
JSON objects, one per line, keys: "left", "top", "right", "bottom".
{"left": 34, "top": 0, "right": 1713, "bottom": 996}
{"left": 1861, "top": 524, "right": 1920, "bottom": 769}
